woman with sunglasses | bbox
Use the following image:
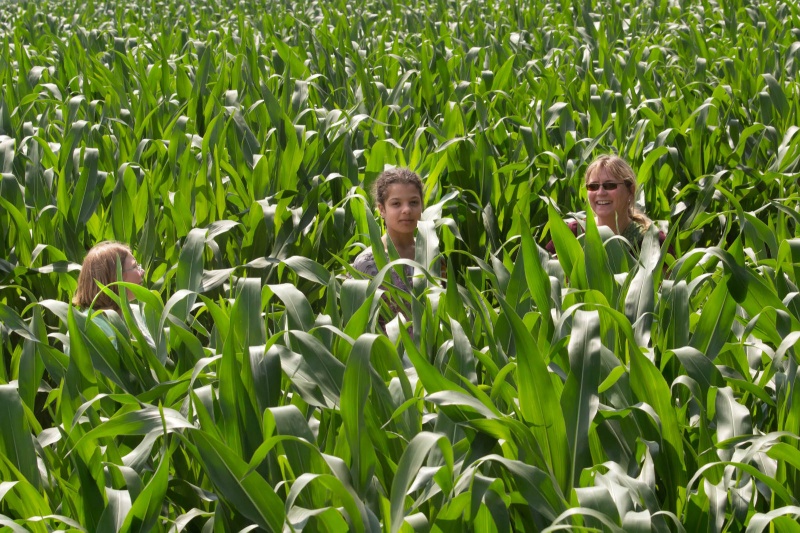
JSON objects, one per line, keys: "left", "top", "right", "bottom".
{"left": 546, "top": 155, "right": 667, "bottom": 254}
{"left": 73, "top": 242, "right": 145, "bottom": 311}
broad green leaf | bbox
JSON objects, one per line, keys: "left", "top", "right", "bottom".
{"left": 389, "top": 432, "right": 454, "bottom": 533}
{"left": 715, "top": 387, "right": 752, "bottom": 461}
{"left": 174, "top": 228, "right": 207, "bottom": 319}
{"left": 519, "top": 217, "right": 554, "bottom": 339}
{"left": 0, "top": 385, "right": 40, "bottom": 488}
{"left": 231, "top": 278, "right": 266, "bottom": 348}
{"left": 286, "top": 331, "right": 345, "bottom": 406}
{"left": 745, "top": 507, "right": 800, "bottom": 533}
{"left": 629, "top": 340, "right": 686, "bottom": 510}
{"left": 560, "top": 309, "right": 601, "bottom": 487}
{"left": 671, "top": 347, "right": 724, "bottom": 399}
{"left": 583, "top": 209, "right": 615, "bottom": 303}
{"left": 119, "top": 449, "right": 170, "bottom": 533}
{"left": 497, "top": 292, "right": 570, "bottom": 492}
{"left": 189, "top": 431, "right": 285, "bottom": 531}
{"left": 547, "top": 204, "right": 587, "bottom": 290}
{"left": 73, "top": 406, "right": 193, "bottom": 448}
{"left": 266, "top": 283, "right": 315, "bottom": 332}
{"left": 624, "top": 226, "right": 660, "bottom": 346}
{"left": 341, "top": 334, "right": 379, "bottom": 495}
{"left": 285, "top": 473, "right": 367, "bottom": 533}
{"left": 689, "top": 277, "right": 737, "bottom": 361}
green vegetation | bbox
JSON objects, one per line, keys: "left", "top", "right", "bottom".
{"left": 1, "top": 0, "right": 800, "bottom": 530}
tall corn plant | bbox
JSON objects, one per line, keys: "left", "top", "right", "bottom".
{"left": 2, "top": 0, "right": 800, "bottom": 530}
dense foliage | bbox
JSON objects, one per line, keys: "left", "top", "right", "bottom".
{"left": 1, "top": 0, "right": 800, "bottom": 530}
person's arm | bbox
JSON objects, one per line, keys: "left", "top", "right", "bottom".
{"left": 658, "top": 231, "right": 676, "bottom": 257}
{"left": 545, "top": 221, "right": 580, "bottom": 255}
{"left": 351, "top": 249, "right": 379, "bottom": 278}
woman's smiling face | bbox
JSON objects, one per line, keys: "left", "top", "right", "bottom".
{"left": 587, "top": 168, "right": 633, "bottom": 231}
{"left": 378, "top": 183, "right": 423, "bottom": 237}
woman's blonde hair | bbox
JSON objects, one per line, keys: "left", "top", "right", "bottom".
{"left": 585, "top": 155, "right": 651, "bottom": 228}
{"left": 72, "top": 242, "right": 133, "bottom": 310}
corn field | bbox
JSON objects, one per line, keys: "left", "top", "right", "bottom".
{"left": 1, "top": 0, "right": 800, "bottom": 530}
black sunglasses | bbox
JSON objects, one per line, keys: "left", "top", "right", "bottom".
{"left": 586, "top": 181, "right": 626, "bottom": 192}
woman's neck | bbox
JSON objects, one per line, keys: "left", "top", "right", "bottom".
{"left": 383, "top": 232, "right": 415, "bottom": 259}
{"left": 597, "top": 214, "right": 632, "bottom": 235}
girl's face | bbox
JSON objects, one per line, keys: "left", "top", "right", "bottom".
{"left": 121, "top": 253, "right": 144, "bottom": 300}
{"left": 378, "top": 183, "right": 423, "bottom": 237}
{"left": 587, "top": 168, "right": 633, "bottom": 231}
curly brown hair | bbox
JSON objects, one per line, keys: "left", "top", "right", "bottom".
{"left": 371, "top": 168, "right": 424, "bottom": 206}
{"left": 72, "top": 242, "right": 133, "bottom": 310}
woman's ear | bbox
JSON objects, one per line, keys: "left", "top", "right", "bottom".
{"left": 377, "top": 203, "right": 386, "bottom": 218}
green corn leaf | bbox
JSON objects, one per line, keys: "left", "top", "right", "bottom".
{"left": 340, "top": 334, "right": 378, "bottom": 496}
{"left": 671, "top": 347, "right": 724, "bottom": 399}
{"left": 174, "top": 228, "right": 207, "bottom": 319}
{"left": 745, "top": 507, "right": 800, "bottom": 533}
{"left": 189, "top": 431, "right": 285, "bottom": 532}
{"left": 119, "top": 448, "right": 171, "bottom": 533}
{"left": 473, "top": 455, "right": 566, "bottom": 525}
{"left": 284, "top": 473, "right": 368, "bottom": 533}
{"left": 689, "top": 460, "right": 795, "bottom": 506}
{"left": 519, "top": 218, "right": 554, "bottom": 340}
{"left": 547, "top": 204, "right": 587, "bottom": 290}
{"left": 97, "top": 488, "right": 132, "bottom": 533}
{"left": 689, "top": 276, "right": 737, "bottom": 361}
{"left": 629, "top": 343, "right": 686, "bottom": 511}
{"left": 715, "top": 387, "right": 753, "bottom": 461}
{"left": 72, "top": 406, "right": 193, "bottom": 447}
{"left": 583, "top": 209, "right": 615, "bottom": 303}
{"left": 0, "top": 385, "right": 40, "bottom": 490}
{"left": 265, "top": 283, "right": 315, "bottom": 332}
{"left": 624, "top": 227, "right": 660, "bottom": 347}
{"left": 0, "top": 469, "right": 50, "bottom": 531}
{"left": 231, "top": 278, "right": 266, "bottom": 348}
{"left": 560, "top": 309, "right": 601, "bottom": 488}
{"left": 496, "top": 292, "right": 570, "bottom": 493}
{"left": 389, "top": 432, "right": 454, "bottom": 533}
{"left": 287, "top": 331, "right": 345, "bottom": 406}
{"left": 767, "top": 442, "right": 800, "bottom": 472}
